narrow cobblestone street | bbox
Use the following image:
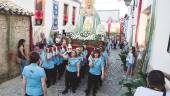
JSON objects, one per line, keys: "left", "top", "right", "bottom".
{"left": 0, "top": 49, "right": 124, "bottom": 96}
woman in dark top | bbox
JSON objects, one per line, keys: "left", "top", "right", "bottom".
{"left": 17, "top": 39, "right": 29, "bottom": 73}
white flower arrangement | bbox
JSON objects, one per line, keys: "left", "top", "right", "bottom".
{"left": 71, "top": 31, "right": 95, "bottom": 40}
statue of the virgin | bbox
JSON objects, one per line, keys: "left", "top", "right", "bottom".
{"left": 72, "top": 0, "right": 101, "bottom": 40}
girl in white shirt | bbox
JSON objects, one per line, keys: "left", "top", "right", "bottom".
{"left": 126, "top": 48, "right": 135, "bottom": 76}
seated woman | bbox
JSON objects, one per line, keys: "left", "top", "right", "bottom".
{"left": 134, "top": 70, "right": 170, "bottom": 96}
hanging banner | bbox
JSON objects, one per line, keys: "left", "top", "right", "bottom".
{"left": 52, "top": 0, "right": 59, "bottom": 31}
{"left": 35, "top": 0, "right": 45, "bottom": 25}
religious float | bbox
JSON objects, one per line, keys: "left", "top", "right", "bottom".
{"left": 65, "top": 0, "right": 107, "bottom": 54}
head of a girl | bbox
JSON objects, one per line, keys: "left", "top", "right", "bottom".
{"left": 79, "top": 46, "right": 84, "bottom": 52}
{"left": 99, "top": 46, "right": 105, "bottom": 52}
{"left": 132, "top": 46, "right": 136, "bottom": 52}
{"left": 18, "top": 39, "right": 25, "bottom": 48}
{"left": 67, "top": 44, "right": 72, "bottom": 52}
{"left": 71, "top": 50, "right": 77, "bottom": 57}
{"left": 62, "top": 38, "right": 67, "bottom": 46}
{"left": 53, "top": 32, "right": 58, "bottom": 39}
{"left": 40, "top": 33, "right": 45, "bottom": 39}
{"left": 131, "top": 46, "right": 136, "bottom": 57}
{"left": 39, "top": 43, "right": 45, "bottom": 49}
{"left": 92, "top": 50, "right": 100, "bottom": 58}
{"left": 46, "top": 48, "right": 50, "bottom": 53}
{"left": 29, "top": 52, "right": 40, "bottom": 64}
{"left": 34, "top": 45, "right": 40, "bottom": 52}
{"left": 147, "top": 70, "right": 165, "bottom": 90}
{"left": 83, "top": 44, "right": 87, "bottom": 49}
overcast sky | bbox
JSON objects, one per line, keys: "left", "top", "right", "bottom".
{"left": 79, "top": 0, "right": 128, "bottom": 17}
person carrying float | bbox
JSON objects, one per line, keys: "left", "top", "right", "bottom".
{"left": 62, "top": 49, "right": 81, "bottom": 94}
{"left": 85, "top": 49, "right": 104, "bottom": 96}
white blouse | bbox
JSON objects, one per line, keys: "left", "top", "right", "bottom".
{"left": 134, "top": 87, "right": 170, "bottom": 96}
{"left": 127, "top": 52, "right": 134, "bottom": 64}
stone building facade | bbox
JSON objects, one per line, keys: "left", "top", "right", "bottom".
{"left": 0, "top": 0, "right": 33, "bottom": 83}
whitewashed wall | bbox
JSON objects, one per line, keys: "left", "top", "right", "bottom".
{"left": 15, "top": 0, "right": 80, "bottom": 42}
{"left": 60, "top": 0, "right": 80, "bottom": 32}
{"left": 148, "top": 0, "right": 170, "bottom": 89}
{"left": 44, "top": 0, "right": 53, "bottom": 38}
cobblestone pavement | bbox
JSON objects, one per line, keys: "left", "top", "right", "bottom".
{"left": 0, "top": 49, "right": 124, "bottom": 96}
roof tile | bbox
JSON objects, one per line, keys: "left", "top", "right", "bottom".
{"left": 0, "top": 0, "right": 33, "bottom": 16}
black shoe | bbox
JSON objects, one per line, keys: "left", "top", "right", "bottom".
{"left": 52, "top": 81, "right": 56, "bottom": 85}
{"left": 47, "top": 84, "right": 50, "bottom": 88}
{"left": 85, "top": 89, "right": 88, "bottom": 93}
{"left": 100, "top": 82, "right": 103, "bottom": 87}
{"left": 62, "top": 89, "right": 68, "bottom": 94}
{"left": 72, "top": 90, "right": 76, "bottom": 93}
{"left": 58, "top": 76, "right": 61, "bottom": 80}
{"left": 85, "top": 89, "right": 89, "bottom": 96}
{"left": 93, "top": 91, "right": 97, "bottom": 96}
{"left": 85, "top": 92, "right": 89, "bottom": 96}
{"left": 93, "top": 93, "right": 96, "bottom": 96}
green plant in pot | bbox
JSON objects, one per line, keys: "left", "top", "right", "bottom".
{"left": 119, "top": 51, "right": 127, "bottom": 71}
{"left": 119, "top": 71, "right": 147, "bottom": 96}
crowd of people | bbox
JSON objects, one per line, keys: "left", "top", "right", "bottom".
{"left": 17, "top": 33, "right": 170, "bottom": 96}
{"left": 17, "top": 32, "right": 111, "bottom": 96}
